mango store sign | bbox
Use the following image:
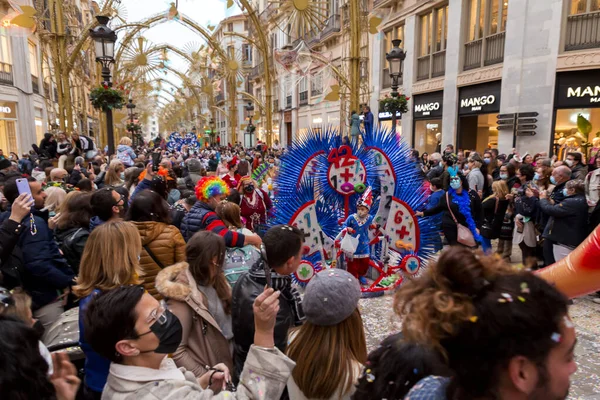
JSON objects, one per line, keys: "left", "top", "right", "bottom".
{"left": 567, "top": 86, "right": 600, "bottom": 103}
{"left": 460, "top": 95, "right": 496, "bottom": 112}
{"left": 0, "top": 106, "right": 11, "bottom": 114}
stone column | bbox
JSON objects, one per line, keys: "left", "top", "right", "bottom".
{"left": 441, "top": 0, "right": 464, "bottom": 149}
{"left": 499, "top": 0, "right": 563, "bottom": 154}
{"left": 401, "top": 15, "right": 416, "bottom": 146}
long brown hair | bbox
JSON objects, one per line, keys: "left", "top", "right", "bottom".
{"left": 105, "top": 159, "right": 124, "bottom": 187}
{"left": 57, "top": 191, "right": 93, "bottom": 230}
{"left": 286, "top": 309, "right": 367, "bottom": 398}
{"left": 186, "top": 231, "right": 232, "bottom": 314}
{"left": 215, "top": 201, "right": 243, "bottom": 229}
{"left": 73, "top": 221, "right": 142, "bottom": 297}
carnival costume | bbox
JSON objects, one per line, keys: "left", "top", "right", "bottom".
{"left": 237, "top": 176, "right": 273, "bottom": 232}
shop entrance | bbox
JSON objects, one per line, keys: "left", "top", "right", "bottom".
{"left": 457, "top": 113, "right": 499, "bottom": 154}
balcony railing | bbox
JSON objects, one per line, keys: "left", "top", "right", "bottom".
{"left": 565, "top": 11, "right": 600, "bottom": 51}
{"left": 31, "top": 75, "right": 39, "bottom": 94}
{"left": 464, "top": 39, "right": 483, "bottom": 70}
{"left": 464, "top": 32, "right": 505, "bottom": 70}
{"left": 432, "top": 51, "right": 446, "bottom": 77}
{"left": 286, "top": 95, "right": 292, "bottom": 109}
{"left": 416, "top": 56, "right": 430, "bottom": 81}
{"left": 484, "top": 32, "right": 505, "bottom": 66}
{"left": 299, "top": 91, "right": 308, "bottom": 105}
{"left": 249, "top": 62, "right": 264, "bottom": 80}
{"left": 321, "top": 14, "right": 341, "bottom": 40}
{"left": 0, "top": 63, "right": 13, "bottom": 86}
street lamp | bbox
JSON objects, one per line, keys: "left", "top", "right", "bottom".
{"left": 89, "top": 15, "right": 118, "bottom": 155}
{"left": 386, "top": 39, "right": 406, "bottom": 135}
{"left": 126, "top": 98, "right": 136, "bottom": 145}
{"left": 245, "top": 101, "right": 255, "bottom": 148}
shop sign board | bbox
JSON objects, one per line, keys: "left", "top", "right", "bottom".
{"left": 458, "top": 81, "right": 501, "bottom": 115}
{"left": 555, "top": 70, "right": 600, "bottom": 108}
{"left": 413, "top": 91, "right": 444, "bottom": 119}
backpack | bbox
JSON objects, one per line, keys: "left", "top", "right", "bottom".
{"left": 224, "top": 245, "right": 261, "bottom": 287}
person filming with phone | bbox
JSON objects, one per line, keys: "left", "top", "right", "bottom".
{"left": 0, "top": 176, "right": 74, "bottom": 331}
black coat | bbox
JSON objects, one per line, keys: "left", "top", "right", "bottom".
{"left": 55, "top": 227, "right": 89, "bottom": 274}
{"left": 540, "top": 194, "right": 589, "bottom": 248}
{"left": 231, "top": 259, "right": 303, "bottom": 381}
{"left": 481, "top": 197, "right": 510, "bottom": 239}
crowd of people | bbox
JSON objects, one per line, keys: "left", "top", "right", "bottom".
{"left": 415, "top": 144, "right": 599, "bottom": 272}
{"left": 0, "top": 130, "right": 590, "bottom": 400}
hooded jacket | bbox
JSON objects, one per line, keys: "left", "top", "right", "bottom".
{"left": 132, "top": 221, "right": 186, "bottom": 299}
{"left": 101, "top": 346, "right": 295, "bottom": 400}
{"left": 117, "top": 144, "right": 136, "bottom": 167}
{"left": 156, "top": 262, "right": 233, "bottom": 378}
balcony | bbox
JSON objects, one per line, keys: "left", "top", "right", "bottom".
{"left": 416, "top": 51, "right": 445, "bottom": 81}
{"left": 0, "top": 63, "right": 13, "bottom": 86}
{"left": 311, "top": 86, "right": 323, "bottom": 97}
{"left": 321, "top": 14, "right": 341, "bottom": 40}
{"left": 31, "top": 75, "right": 39, "bottom": 94}
{"left": 249, "top": 62, "right": 264, "bottom": 80}
{"left": 464, "top": 32, "right": 505, "bottom": 70}
{"left": 299, "top": 91, "right": 308, "bottom": 106}
{"left": 565, "top": 11, "right": 600, "bottom": 51}
{"left": 286, "top": 95, "right": 292, "bottom": 109}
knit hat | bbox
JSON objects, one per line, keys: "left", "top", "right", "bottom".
{"left": 0, "top": 158, "right": 11, "bottom": 170}
{"left": 187, "top": 158, "right": 202, "bottom": 173}
{"left": 303, "top": 269, "right": 361, "bottom": 326}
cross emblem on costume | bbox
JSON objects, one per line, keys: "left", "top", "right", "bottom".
{"left": 396, "top": 226, "right": 410, "bottom": 239}
{"left": 340, "top": 168, "right": 354, "bottom": 182}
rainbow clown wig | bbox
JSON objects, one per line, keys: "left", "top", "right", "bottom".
{"left": 195, "top": 176, "right": 230, "bottom": 203}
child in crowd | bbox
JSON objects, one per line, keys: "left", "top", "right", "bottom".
{"left": 231, "top": 224, "right": 305, "bottom": 381}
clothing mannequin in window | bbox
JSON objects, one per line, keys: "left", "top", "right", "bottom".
{"left": 588, "top": 137, "right": 600, "bottom": 171}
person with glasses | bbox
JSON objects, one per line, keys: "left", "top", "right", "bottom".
{"left": 84, "top": 284, "right": 295, "bottom": 399}
{"left": 73, "top": 221, "right": 143, "bottom": 400}
{"left": 89, "top": 187, "right": 124, "bottom": 231}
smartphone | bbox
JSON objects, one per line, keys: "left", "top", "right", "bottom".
{"left": 151, "top": 152, "right": 161, "bottom": 172}
{"left": 16, "top": 178, "right": 32, "bottom": 197}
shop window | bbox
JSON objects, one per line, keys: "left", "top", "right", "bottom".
{"left": 554, "top": 108, "right": 600, "bottom": 161}
{"left": 565, "top": 0, "right": 600, "bottom": 51}
{"left": 0, "top": 120, "right": 17, "bottom": 156}
{"left": 464, "top": 0, "right": 508, "bottom": 70}
{"left": 417, "top": 5, "right": 447, "bottom": 81}
{"left": 415, "top": 120, "right": 443, "bottom": 155}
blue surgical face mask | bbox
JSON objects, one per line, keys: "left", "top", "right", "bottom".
{"left": 450, "top": 180, "right": 462, "bottom": 190}
{"left": 120, "top": 172, "right": 125, "bottom": 180}
{"left": 550, "top": 176, "right": 557, "bottom": 185}
{"left": 500, "top": 173, "right": 508, "bottom": 180}
{"left": 563, "top": 188, "right": 569, "bottom": 197}
{"left": 534, "top": 173, "right": 540, "bottom": 181}
{"left": 483, "top": 158, "right": 491, "bottom": 164}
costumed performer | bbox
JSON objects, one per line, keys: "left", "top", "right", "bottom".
{"left": 237, "top": 176, "right": 273, "bottom": 232}
{"left": 337, "top": 188, "right": 379, "bottom": 285}
{"left": 222, "top": 157, "right": 241, "bottom": 189}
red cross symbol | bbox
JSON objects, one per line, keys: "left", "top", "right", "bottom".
{"left": 396, "top": 225, "right": 410, "bottom": 239}
{"left": 340, "top": 168, "right": 354, "bottom": 182}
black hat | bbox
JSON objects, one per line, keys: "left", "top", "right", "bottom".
{"left": 0, "top": 158, "right": 11, "bottom": 170}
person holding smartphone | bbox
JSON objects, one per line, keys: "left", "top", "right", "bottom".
{"left": 0, "top": 176, "right": 74, "bottom": 330}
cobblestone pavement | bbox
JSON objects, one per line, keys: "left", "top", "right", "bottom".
{"left": 359, "top": 243, "right": 600, "bottom": 399}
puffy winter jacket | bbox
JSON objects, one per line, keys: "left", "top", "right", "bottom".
{"left": 181, "top": 201, "right": 245, "bottom": 247}
{"left": 117, "top": 144, "right": 137, "bottom": 167}
{"left": 132, "top": 221, "right": 186, "bottom": 299}
{"left": 55, "top": 226, "right": 90, "bottom": 274}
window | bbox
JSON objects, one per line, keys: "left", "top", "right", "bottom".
{"left": 244, "top": 20, "right": 249, "bottom": 30}
{"left": 227, "top": 46, "right": 235, "bottom": 59}
{"left": 35, "top": 108, "right": 44, "bottom": 144}
{"left": 569, "top": 0, "right": 600, "bottom": 14}
{"left": 227, "top": 23, "right": 233, "bottom": 31}
{"left": 381, "top": 25, "right": 404, "bottom": 88}
{"left": 28, "top": 42, "right": 38, "bottom": 77}
{"left": 311, "top": 71, "right": 323, "bottom": 96}
{"left": 242, "top": 44, "right": 252, "bottom": 62}
{"left": 0, "top": 27, "right": 11, "bottom": 71}
{"left": 464, "top": 0, "right": 508, "bottom": 69}
{"left": 417, "top": 6, "right": 448, "bottom": 81}
{"left": 299, "top": 77, "right": 308, "bottom": 105}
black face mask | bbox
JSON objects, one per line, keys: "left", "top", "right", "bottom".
{"left": 33, "top": 320, "right": 45, "bottom": 341}
{"left": 244, "top": 185, "right": 255, "bottom": 193}
{"left": 139, "top": 309, "right": 183, "bottom": 354}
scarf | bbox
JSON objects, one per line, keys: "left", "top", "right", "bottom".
{"left": 449, "top": 188, "right": 483, "bottom": 244}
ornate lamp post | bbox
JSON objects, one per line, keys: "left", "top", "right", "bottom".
{"left": 126, "top": 97, "right": 136, "bottom": 145}
{"left": 245, "top": 101, "right": 255, "bottom": 148}
{"left": 89, "top": 15, "right": 118, "bottom": 155}
{"left": 385, "top": 39, "right": 406, "bottom": 135}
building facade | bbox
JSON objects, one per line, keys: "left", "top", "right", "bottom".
{"left": 371, "top": 0, "right": 600, "bottom": 157}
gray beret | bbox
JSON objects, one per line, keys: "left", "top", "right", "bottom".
{"left": 303, "top": 268, "right": 361, "bottom": 326}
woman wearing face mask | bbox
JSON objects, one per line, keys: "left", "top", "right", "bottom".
{"left": 73, "top": 221, "right": 142, "bottom": 400}
{"left": 507, "top": 164, "right": 539, "bottom": 266}
{"left": 156, "top": 231, "right": 234, "bottom": 378}
{"left": 237, "top": 176, "right": 272, "bottom": 232}
{"left": 498, "top": 163, "right": 521, "bottom": 190}
{"left": 534, "top": 161, "right": 554, "bottom": 192}
{"left": 96, "top": 159, "right": 125, "bottom": 188}
{"left": 417, "top": 173, "right": 483, "bottom": 247}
